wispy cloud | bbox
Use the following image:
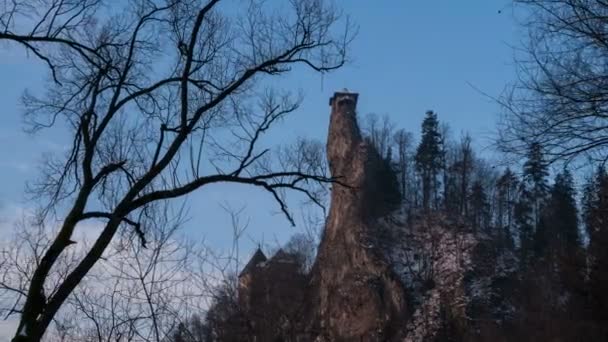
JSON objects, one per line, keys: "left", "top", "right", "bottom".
{"left": 0, "top": 204, "right": 29, "bottom": 236}
{"left": 0, "top": 318, "right": 18, "bottom": 341}
{"left": 0, "top": 161, "right": 31, "bottom": 173}
{"left": 0, "top": 205, "right": 28, "bottom": 340}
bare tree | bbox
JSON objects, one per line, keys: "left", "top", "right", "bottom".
{"left": 393, "top": 128, "right": 414, "bottom": 206}
{"left": 454, "top": 133, "right": 474, "bottom": 216}
{"left": 0, "top": 204, "right": 237, "bottom": 342}
{"left": 283, "top": 232, "right": 316, "bottom": 273}
{"left": 499, "top": 0, "right": 608, "bottom": 164}
{"left": 0, "top": 0, "right": 353, "bottom": 340}
{"left": 59, "top": 211, "right": 194, "bottom": 342}
{"left": 362, "top": 113, "right": 394, "bottom": 158}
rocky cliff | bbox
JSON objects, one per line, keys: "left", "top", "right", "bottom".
{"left": 307, "top": 92, "right": 408, "bottom": 341}
{"left": 237, "top": 91, "right": 518, "bottom": 342}
{"left": 305, "top": 91, "right": 515, "bottom": 341}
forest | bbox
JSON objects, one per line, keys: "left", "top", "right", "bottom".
{"left": 0, "top": 0, "right": 608, "bottom": 341}
{"left": 167, "top": 109, "right": 608, "bottom": 341}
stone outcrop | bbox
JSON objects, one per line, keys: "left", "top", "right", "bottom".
{"left": 307, "top": 91, "right": 408, "bottom": 341}
{"left": 234, "top": 91, "right": 511, "bottom": 341}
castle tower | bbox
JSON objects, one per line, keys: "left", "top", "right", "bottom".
{"left": 327, "top": 91, "right": 361, "bottom": 179}
{"left": 237, "top": 248, "right": 267, "bottom": 308}
{"left": 309, "top": 90, "right": 407, "bottom": 340}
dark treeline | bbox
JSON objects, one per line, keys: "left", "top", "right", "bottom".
{"left": 170, "top": 109, "right": 608, "bottom": 341}
{"left": 365, "top": 111, "right": 608, "bottom": 340}
{"left": 5, "top": 0, "right": 608, "bottom": 340}
{"left": 172, "top": 1, "right": 608, "bottom": 339}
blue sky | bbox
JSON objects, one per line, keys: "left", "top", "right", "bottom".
{"left": 0, "top": 1, "right": 520, "bottom": 258}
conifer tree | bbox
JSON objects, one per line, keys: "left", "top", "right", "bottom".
{"left": 457, "top": 134, "right": 474, "bottom": 216}
{"left": 522, "top": 143, "right": 550, "bottom": 228}
{"left": 516, "top": 143, "right": 549, "bottom": 268}
{"left": 468, "top": 180, "right": 490, "bottom": 232}
{"left": 586, "top": 168, "right": 608, "bottom": 320}
{"left": 415, "top": 111, "right": 443, "bottom": 211}
{"left": 496, "top": 168, "right": 519, "bottom": 231}
{"left": 547, "top": 169, "right": 580, "bottom": 251}
{"left": 534, "top": 168, "right": 582, "bottom": 289}
{"left": 583, "top": 166, "right": 606, "bottom": 239}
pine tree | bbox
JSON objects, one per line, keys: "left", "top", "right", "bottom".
{"left": 582, "top": 165, "right": 606, "bottom": 239}
{"left": 468, "top": 180, "right": 490, "bottom": 232}
{"left": 493, "top": 168, "right": 518, "bottom": 250}
{"left": 547, "top": 169, "right": 580, "bottom": 251}
{"left": 543, "top": 169, "right": 585, "bottom": 312}
{"left": 514, "top": 193, "right": 533, "bottom": 268}
{"left": 522, "top": 143, "right": 550, "bottom": 228}
{"left": 517, "top": 143, "right": 549, "bottom": 268}
{"left": 533, "top": 169, "right": 582, "bottom": 284}
{"left": 587, "top": 167, "right": 608, "bottom": 320}
{"left": 496, "top": 168, "right": 519, "bottom": 231}
{"left": 415, "top": 110, "right": 443, "bottom": 211}
{"left": 457, "top": 134, "right": 474, "bottom": 216}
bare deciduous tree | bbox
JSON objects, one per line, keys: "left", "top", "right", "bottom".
{"left": 1, "top": 204, "right": 239, "bottom": 342}
{"left": 283, "top": 232, "right": 316, "bottom": 273}
{"left": 393, "top": 128, "right": 415, "bottom": 208}
{"left": 0, "top": 0, "right": 354, "bottom": 340}
{"left": 362, "top": 113, "right": 394, "bottom": 158}
{"left": 499, "top": 0, "right": 608, "bottom": 164}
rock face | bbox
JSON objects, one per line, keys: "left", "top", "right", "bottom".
{"left": 234, "top": 91, "right": 515, "bottom": 341}
{"left": 376, "top": 214, "right": 478, "bottom": 341}
{"left": 307, "top": 92, "right": 408, "bottom": 341}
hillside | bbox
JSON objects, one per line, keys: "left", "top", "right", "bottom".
{"left": 222, "top": 91, "right": 607, "bottom": 342}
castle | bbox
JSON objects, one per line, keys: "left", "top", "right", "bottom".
{"left": 236, "top": 248, "right": 307, "bottom": 341}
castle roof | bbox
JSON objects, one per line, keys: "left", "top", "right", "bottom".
{"left": 238, "top": 248, "right": 267, "bottom": 277}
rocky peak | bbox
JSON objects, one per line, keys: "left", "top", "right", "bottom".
{"left": 309, "top": 91, "right": 408, "bottom": 341}
{"left": 234, "top": 91, "right": 505, "bottom": 341}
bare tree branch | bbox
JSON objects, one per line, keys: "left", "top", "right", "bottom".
{"left": 0, "top": 0, "right": 354, "bottom": 340}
